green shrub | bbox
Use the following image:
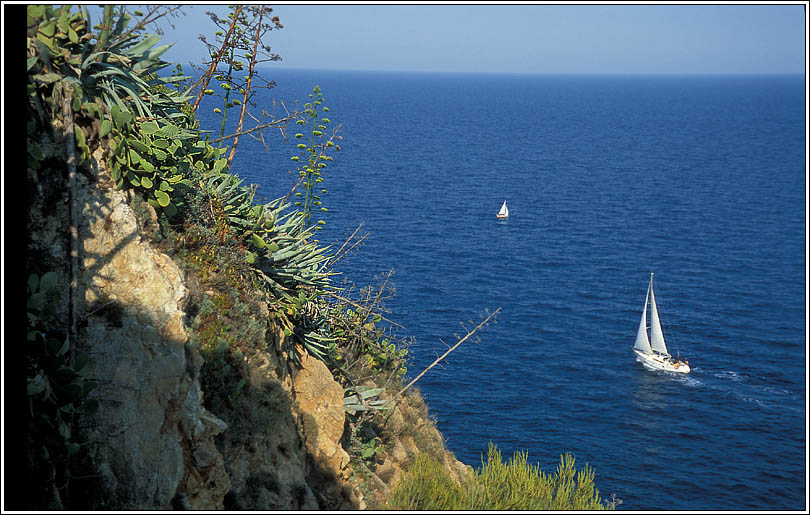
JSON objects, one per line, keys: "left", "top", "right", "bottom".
{"left": 388, "top": 442, "right": 613, "bottom": 510}
{"left": 26, "top": 272, "right": 98, "bottom": 508}
{"left": 386, "top": 452, "right": 466, "bottom": 510}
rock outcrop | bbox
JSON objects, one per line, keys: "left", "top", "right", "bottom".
{"left": 294, "top": 351, "right": 352, "bottom": 480}
{"left": 213, "top": 335, "right": 321, "bottom": 511}
{"left": 24, "top": 130, "right": 469, "bottom": 511}
{"left": 293, "top": 350, "right": 358, "bottom": 509}
{"left": 69, "top": 157, "right": 230, "bottom": 510}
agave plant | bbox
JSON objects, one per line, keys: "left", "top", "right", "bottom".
{"left": 85, "top": 10, "right": 197, "bottom": 121}
{"left": 28, "top": 5, "right": 192, "bottom": 124}
{"left": 234, "top": 194, "right": 335, "bottom": 297}
{"left": 82, "top": 32, "right": 191, "bottom": 119}
{"left": 200, "top": 169, "right": 336, "bottom": 328}
{"left": 201, "top": 167, "right": 345, "bottom": 363}
{"left": 343, "top": 385, "right": 389, "bottom": 415}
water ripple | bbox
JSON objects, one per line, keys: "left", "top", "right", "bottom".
{"left": 212, "top": 71, "right": 806, "bottom": 511}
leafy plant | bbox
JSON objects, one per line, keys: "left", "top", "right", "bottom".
{"left": 388, "top": 443, "right": 615, "bottom": 510}
{"left": 26, "top": 272, "right": 99, "bottom": 502}
{"left": 360, "top": 437, "right": 382, "bottom": 462}
{"left": 386, "top": 452, "right": 466, "bottom": 510}
{"left": 326, "top": 272, "right": 410, "bottom": 383}
{"left": 180, "top": 166, "right": 339, "bottom": 365}
{"left": 290, "top": 294, "right": 339, "bottom": 363}
{"left": 348, "top": 417, "right": 385, "bottom": 469}
{"left": 27, "top": 4, "right": 201, "bottom": 217}
{"left": 27, "top": 5, "right": 187, "bottom": 121}
{"left": 343, "top": 385, "right": 389, "bottom": 415}
{"left": 253, "top": 199, "right": 333, "bottom": 290}
{"left": 194, "top": 5, "right": 283, "bottom": 166}
{"left": 105, "top": 108, "right": 204, "bottom": 216}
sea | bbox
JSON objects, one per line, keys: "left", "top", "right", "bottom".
{"left": 196, "top": 69, "right": 807, "bottom": 511}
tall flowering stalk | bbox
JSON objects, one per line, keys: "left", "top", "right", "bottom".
{"left": 289, "top": 85, "right": 342, "bottom": 231}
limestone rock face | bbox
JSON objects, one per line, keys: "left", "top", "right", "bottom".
{"left": 214, "top": 343, "right": 319, "bottom": 511}
{"left": 72, "top": 167, "right": 229, "bottom": 510}
{"left": 293, "top": 351, "right": 351, "bottom": 477}
{"left": 24, "top": 119, "right": 474, "bottom": 512}
{"left": 292, "top": 350, "right": 358, "bottom": 509}
{"left": 25, "top": 144, "right": 465, "bottom": 510}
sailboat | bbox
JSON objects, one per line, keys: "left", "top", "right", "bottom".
{"left": 496, "top": 200, "right": 509, "bottom": 219}
{"left": 633, "top": 273, "right": 690, "bottom": 374}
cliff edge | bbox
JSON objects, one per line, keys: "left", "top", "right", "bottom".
{"left": 23, "top": 83, "right": 468, "bottom": 513}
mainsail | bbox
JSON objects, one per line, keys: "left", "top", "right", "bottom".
{"left": 634, "top": 274, "right": 670, "bottom": 356}
{"left": 634, "top": 281, "right": 653, "bottom": 354}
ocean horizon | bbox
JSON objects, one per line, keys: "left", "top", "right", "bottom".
{"left": 252, "top": 64, "right": 805, "bottom": 77}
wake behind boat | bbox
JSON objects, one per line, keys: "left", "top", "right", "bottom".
{"left": 633, "top": 273, "right": 690, "bottom": 374}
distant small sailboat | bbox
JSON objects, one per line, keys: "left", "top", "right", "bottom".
{"left": 633, "top": 273, "right": 691, "bottom": 374}
{"left": 496, "top": 200, "right": 509, "bottom": 219}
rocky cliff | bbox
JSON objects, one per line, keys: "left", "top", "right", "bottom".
{"left": 23, "top": 115, "right": 469, "bottom": 511}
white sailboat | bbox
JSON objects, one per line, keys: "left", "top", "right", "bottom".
{"left": 633, "top": 273, "right": 690, "bottom": 374}
{"left": 496, "top": 200, "right": 509, "bottom": 219}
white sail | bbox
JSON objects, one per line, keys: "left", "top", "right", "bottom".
{"left": 634, "top": 282, "right": 653, "bottom": 354}
{"left": 649, "top": 277, "right": 669, "bottom": 356}
{"left": 497, "top": 200, "right": 509, "bottom": 217}
{"left": 633, "top": 273, "right": 690, "bottom": 373}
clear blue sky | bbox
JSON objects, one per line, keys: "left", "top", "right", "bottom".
{"left": 91, "top": 2, "right": 806, "bottom": 75}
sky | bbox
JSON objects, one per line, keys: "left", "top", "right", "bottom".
{"left": 83, "top": 2, "right": 807, "bottom": 75}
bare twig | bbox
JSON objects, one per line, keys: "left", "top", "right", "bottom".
{"left": 360, "top": 270, "right": 394, "bottom": 325}
{"left": 323, "top": 222, "right": 367, "bottom": 270}
{"left": 81, "top": 300, "right": 116, "bottom": 319}
{"left": 227, "top": 7, "right": 264, "bottom": 167}
{"left": 191, "top": 5, "right": 243, "bottom": 114}
{"left": 393, "top": 308, "right": 501, "bottom": 400}
{"left": 283, "top": 174, "right": 307, "bottom": 204}
{"left": 118, "top": 5, "right": 185, "bottom": 42}
{"left": 325, "top": 291, "right": 403, "bottom": 329}
{"left": 207, "top": 111, "right": 299, "bottom": 144}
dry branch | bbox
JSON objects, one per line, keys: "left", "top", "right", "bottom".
{"left": 191, "top": 5, "right": 243, "bottom": 114}
{"left": 325, "top": 291, "right": 403, "bottom": 329}
{"left": 227, "top": 8, "right": 263, "bottom": 166}
{"left": 393, "top": 307, "right": 501, "bottom": 400}
{"left": 323, "top": 222, "right": 367, "bottom": 270}
{"left": 207, "top": 110, "right": 299, "bottom": 144}
{"left": 118, "top": 5, "right": 185, "bottom": 42}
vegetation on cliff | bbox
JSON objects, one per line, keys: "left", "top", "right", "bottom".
{"left": 23, "top": 4, "right": 615, "bottom": 510}
{"left": 388, "top": 443, "right": 613, "bottom": 510}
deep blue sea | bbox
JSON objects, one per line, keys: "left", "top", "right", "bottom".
{"left": 197, "top": 70, "right": 807, "bottom": 511}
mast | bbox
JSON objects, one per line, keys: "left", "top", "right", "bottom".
{"left": 649, "top": 273, "right": 669, "bottom": 356}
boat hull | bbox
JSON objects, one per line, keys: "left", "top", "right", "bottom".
{"left": 634, "top": 349, "right": 691, "bottom": 374}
